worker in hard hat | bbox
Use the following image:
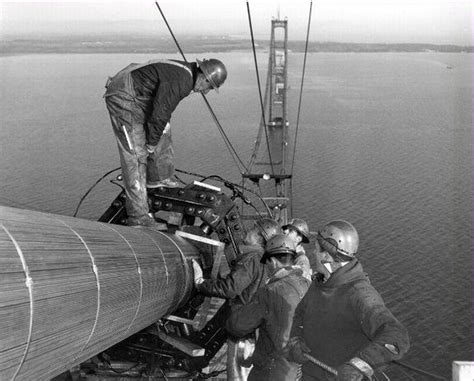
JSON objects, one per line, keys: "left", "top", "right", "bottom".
{"left": 192, "top": 218, "right": 280, "bottom": 380}
{"left": 288, "top": 220, "right": 410, "bottom": 381}
{"left": 282, "top": 218, "right": 312, "bottom": 281}
{"left": 225, "top": 234, "right": 310, "bottom": 381}
{"left": 104, "top": 58, "right": 227, "bottom": 227}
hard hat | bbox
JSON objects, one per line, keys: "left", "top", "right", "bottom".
{"left": 261, "top": 233, "right": 297, "bottom": 263}
{"left": 254, "top": 218, "right": 280, "bottom": 243}
{"left": 197, "top": 58, "right": 227, "bottom": 92}
{"left": 282, "top": 218, "right": 310, "bottom": 243}
{"left": 317, "top": 220, "right": 359, "bottom": 261}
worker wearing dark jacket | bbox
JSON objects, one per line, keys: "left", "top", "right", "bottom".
{"left": 104, "top": 58, "right": 227, "bottom": 227}
{"left": 192, "top": 218, "right": 279, "bottom": 305}
{"left": 192, "top": 218, "right": 280, "bottom": 381}
{"left": 288, "top": 220, "right": 410, "bottom": 381}
{"left": 226, "top": 234, "right": 311, "bottom": 381}
{"left": 195, "top": 244, "right": 266, "bottom": 304}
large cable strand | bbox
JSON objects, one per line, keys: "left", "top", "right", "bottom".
{"left": 245, "top": 1, "right": 275, "bottom": 178}
{"left": 290, "top": 0, "right": 313, "bottom": 175}
{"left": 154, "top": 1, "right": 248, "bottom": 175}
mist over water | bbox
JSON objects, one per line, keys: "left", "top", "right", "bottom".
{"left": 1, "top": 52, "right": 471, "bottom": 379}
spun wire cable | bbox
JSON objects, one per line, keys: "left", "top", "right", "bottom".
{"left": 245, "top": 0, "right": 275, "bottom": 178}
{"left": 290, "top": 0, "right": 313, "bottom": 176}
{"left": 154, "top": 1, "right": 248, "bottom": 175}
{"left": 2, "top": 225, "right": 34, "bottom": 381}
{"left": 59, "top": 219, "right": 101, "bottom": 363}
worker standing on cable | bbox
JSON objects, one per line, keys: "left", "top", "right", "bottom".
{"left": 288, "top": 220, "right": 410, "bottom": 380}
{"left": 282, "top": 218, "right": 312, "bottom": 281}
{"left": 225, "top": 234, "right": 310, "bottom": 381}
{"left": 192, "top": 218, "right": 280, "bottom": 381}
{"left": 104, "top": 58, "right": 227, "bottom": 227}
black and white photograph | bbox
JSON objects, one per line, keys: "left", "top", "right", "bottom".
{"left": 1, "top": 1, "right": 472, "bottom": 380}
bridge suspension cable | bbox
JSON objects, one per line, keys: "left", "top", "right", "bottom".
{"left": 245, "top": 0, "right": 276, "bottom": 178}
{"left": 290, "top": 0, "right": 313, "bottom": 175}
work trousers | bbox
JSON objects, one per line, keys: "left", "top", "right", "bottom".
{"left": 104, "top": 63, "right": 174, "bottom": 218}
{"left": 227, "top": 338, "right": 252, "bottom": 381}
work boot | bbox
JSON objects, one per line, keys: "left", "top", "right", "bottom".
{"left": 127, "top": 215, "right": 167, "bottom": 230}
{"left": 146, "top": 178, "right": 181, "bottom": 189}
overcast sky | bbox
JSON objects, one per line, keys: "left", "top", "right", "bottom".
{"left": 1, "top": 0, "right": 472, "bottom": 44}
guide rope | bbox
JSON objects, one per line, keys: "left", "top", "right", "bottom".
{"left": 154, "top": 1, "right": 248, "bottom": 175}
{"left": 73, "top": 167, "right": 121, "bottom": 217}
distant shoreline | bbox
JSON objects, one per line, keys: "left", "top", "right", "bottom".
{"left": 1, "top": 36, "right": 472, "bottom": 56}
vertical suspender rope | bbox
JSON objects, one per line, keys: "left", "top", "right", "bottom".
{"left": 290, "top": 0, "right": 313, "bottom": 175}
{"left": 245, "top": 0, "right": 276, "bottom": 178}
{"left": 154, "top": 1, "right": 248, "bottom": 175}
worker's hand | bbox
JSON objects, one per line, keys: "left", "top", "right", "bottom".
{"left": 287, "top": 336, "right": 310, "bottom": 364}
{"left": 145, "top": 144, "right": 157, "bottom": 154}
{"left": 335, "top": 363, "right": 364, "bottom": 381}
{"left": 191, "top": 259, "right": 204, "bottom": 286}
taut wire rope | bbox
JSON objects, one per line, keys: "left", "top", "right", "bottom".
{"left": 245, "top": 0, "right": 276, "bottom": 178}
{"left": 290, "top": 0, "right": 313, "bottom": 175}
{"left": 154, "top": 1, "right": 248, "bottom": 175}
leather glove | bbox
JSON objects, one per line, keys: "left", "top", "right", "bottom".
{"left": 191, "top": 259, "right": 204, "bottom": 286}
{"left": 335, "top": 363, "right": 365, "bottom": 381}
{"left": 287, "top": 337, "right": 310, "bottom": 364}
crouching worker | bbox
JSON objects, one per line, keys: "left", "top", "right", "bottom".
{"left": 288, "top": 220, "right": 410, "bottom": 380}
{"left": 104, "top": 58, "right": 227, "bottom": 227}
{"left": 192, "top": 218, "right": 280, "bottom": 380}
{"left": 225, "top": 234, "right": 311, "bottom": 381}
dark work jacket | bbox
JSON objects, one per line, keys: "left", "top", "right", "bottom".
{"left": 131, "top": 60, "right": 196, "bottom": 145}
{"left": 197, "top": 244, "right": 268, "bottom": 306}
{"left": 226, "top": 267, "right": 311, "bottom": 381}
{"left": 291, "top": 259, "right": 410, "bottom": 380}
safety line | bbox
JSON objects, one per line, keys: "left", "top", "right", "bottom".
{"left": 73, "top": 166, "right": 121, "bottom": 217}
